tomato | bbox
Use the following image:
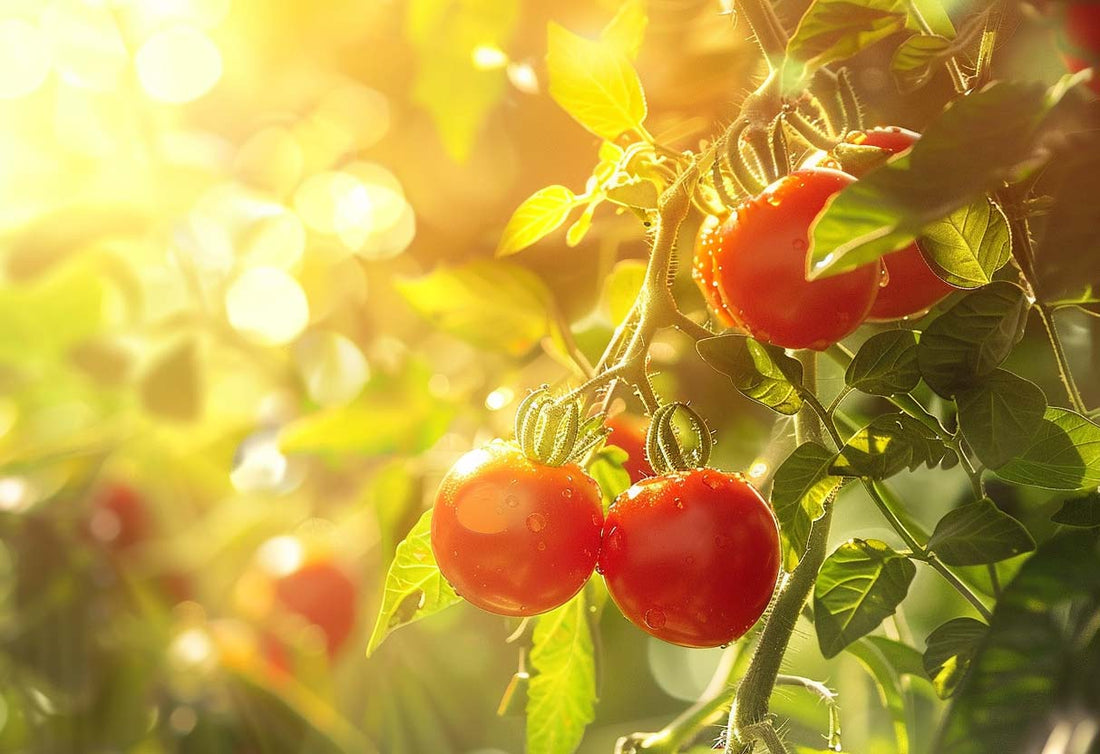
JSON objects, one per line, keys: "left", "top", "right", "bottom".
{"left": 846, "top": 128, "right": 958, "bottom": 321}
{"left": 605, "top": 414, "right": 654, "bottom": 483}
{"left": 271, "top": 560, "right": 358, "bottom": 657}
{"left": 692, "top": 214, "right": 737, "bottom": 328}
{"left": 1059, "top": 3, "right": 1100, "bottom": 94}
{"left": 707, "top": 168, "right": 881, "bottom": 350}
{"left": 431, "top": 440, "right": 603, "bottom": 616}
{"left": 88, "top": 483, "right": 151, "bottom": 550}
{"left": 599, "top": 469, "right": 780, "bottom": 648}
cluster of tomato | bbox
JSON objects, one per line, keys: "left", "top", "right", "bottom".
{"left": 430, "top": 415, "right": 781, "bottom": 649}
{"left": 694, "top": 127, "right": 957, "bottom": 350}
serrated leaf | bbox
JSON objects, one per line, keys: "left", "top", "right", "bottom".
{"left": 785, "top": 0, "right": 907, "bottom": 83}
{"left": 845, "top": 330, "right": 920, "bottom": 396}
{"left": 891, "top": 34, "right": 951, "bottom": 92}
{"left": 588, "top": 445, "right": 631, "bottom": 510}
{"left": 697, "top": 334, "right": 803, "bottom": 415}
{"left": 396, "top": 260, "right": 551, "bottom": 356}
{"left": 833, "top": 413, "right": 948, "bottom": 479}
{"left": 526, "top": 592, "right": 597, "bottom": 754}
{"left": 814, "top": 539, "right": 916, "bottom": 658}
{"left": 772, "top": 442, "right": 842, "bottom": 568}
{"left": 600, "top": 0, "right": 647, "bottom": 60}
{"left": 366, "top": 509, "right": 461, "bottom": 656}
{"left": 604, "top": 176, "right": 658, "bottom": 209}
{"left": 497, "top": 185, "right": 578, "bottom": 256}
{"left": 996, "top": 407, "right": 1100, "bottom": 490}
{"left": 140, "top": 339, "right": 201, "bottom": 422}
{"left": 920, "top": 198, "right": 1011, "bottom": 289}
{"left": 923, "top": 617, "right": 987, "bottom": 699}
{"left": 935, "top": 529, "right": 1100, "bottom": 751}
{"left": 927, "top": 498, "right": 1035, "bottom": 565}
{"left": 547, "top": 22, "right": 647, "bottom": 141}
{"left": 956, "top": 369, "right": 1046, "bottom": 469}
{"left": 916, "top": 282, "right": 1029, "bottom": 398}
{"left": 602, "top": 260, "right": 646, "bottom": 326}
{"left": 807, "top": 82, "right": 1060, "bottom": 277}
{"left": 1051, "top": 490, "right": 1100, "bottom": 527}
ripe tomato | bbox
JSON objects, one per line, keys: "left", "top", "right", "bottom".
{"left": 1059, "top": 3, "right": 1100, "bottom": 94}
{"left": 431, "top": 440, "right": 603, "bottom": 617}
{"left": 707, "top": 168, "right": 881, "bottom": 350}
{"left": 846, "top": 128, "right": 957, "bottom": 321}
{"left": 88, "top": 483, "right": 151, "bottom": 550}
{"left": 605, "top": 414, "right": 654, "bottom": 483}
{"left": 599, "top": 469, "right": 780, "bottom": 648}
{"left": 692, "top": 214, "right": 737, "bottom": 328}
{"left": 271, "top": 560, "right": 358, "bottom": 657}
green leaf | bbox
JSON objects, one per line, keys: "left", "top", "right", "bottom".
{"left": 565, "top": 201, "right": 598, "bottom": 247}
{"left": 785, "top": 0, "right": 907, "bottom": 81}
{"left": 814, "top": 539, "right": 916, "bottom": 658}
{"left": 907, "top": 0, "right": 955, "bottom": 37}
{"left": 955, "top": 369, "right": 1046, "bottom": 469}
{"left": 600, "top": 0, "right": 647, "bottom": 60}
{"left": 923, "top": 617, "right": 987, "bottom": 699}
{"left": 697, "top": 334, "right": 804, "bottom": 415}
{"left": 927, "top": 498, "right": 1035, "bottom": 565}
{"left": 602, "top": 260, "right": 646, "bottom": 326}
{"left": 140, "top": 339, "right": 202, "bottom": 422}
{"left": 890, "top": 33, "right": 952, "bottom": 92}
{"left": 807, "top": 82, "right": 1058, "bottom": 277}
{"left": 396, "top": 260, "right": 551, "bottom": 356}
{"left": 603, "top": 176, "right": 658, "bottom": 209}
{"left": 842, "top": 637, "right": 915, "bottom": 754}
{"left": 996, "top": 408, "right": 1100, "bottom": 490}
{"left": 547, "top": 22, "right": 647, "bottom": 141}
{"left": 935, "top": 529, "right": 1100, "bottom": 752}
{"left": 588, "top": 445, "right": 632, "bottom": 509}
{"left": 916, "top": 282, "right": 1029, "bottom": 398}
{"left": 833, "top": 413, "right": 949, "bottom": 479}
{"left": 1051, "top": 490, "right": 1100, "bottom": 527}
{"left": 771, "top": 442, "right": 842, "bottom": 568}
{"left": 845, "top": 330, "right": 920, "bottom": 396}
{"left": 497, "top": 185, "right": 578, "bottom": 257}
{"left": 366, "top": 509, "right": 461, "bottom": 656}
{"left": 919, "top": 198, "right": 1012, "bottom": 289}
{"left": 526, "top": 592, "right": 597, "bottom": 754}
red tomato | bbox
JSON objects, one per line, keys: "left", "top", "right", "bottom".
{"left": 88, "top": 483, "right": 151, "bottom": 550}
{"left": 1061, "top": 3, "right": 1100, "bottom": 94}
{"left": 599, "top": 469, "right": 781, "bottom": 648}
{"left": 272, "top": 560, "right": 358, "bottom": 657}
{"left": 847, "top": 128, "right": 957, "bottom": 321}
{"left": 708, "top": 168, "right": 881, "bottom": 350}
{"left": 605, "top": 414, "right": 654, "bottom": 483}
{"left": 692, "top": 214, "right": 737, "bottom": 328}
{"left": 431, "top": 441, "right": 603, "bottom": 616}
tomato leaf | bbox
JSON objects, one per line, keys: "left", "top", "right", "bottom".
{"left": 588, "top": 445, "right": 631, "bottom": 510}
{"left": 996, "top": 408, "right": 1100, "bottom": 490}
{"left": 927, "top": 498, "right": 1035, "bottom": 566}
{"left": 785, "top": 0, "right": 908, "bottom": 85}
{"left": 907, "top": 0, "right": 955, "bottom": 38}
{"left": 923, "top": 617, "right": 987, "bottom": 699}
{"left": 845, "top": 330, "right": 921, "bottom": 396}
{"left": 604, "top": 175, "right": 658, "bottom": 209}
{"left": 396, "top": 260, "right": 552, "bottom": 356}
{"left": 919, "top": 198, "right": 1012, "bottom": 289}
{"left": 833, "top": 413, "right": 949, "bottom": 479}
{"left": 916, "top": 282, "right": 1029, "bottom": 398}
{"left": 366, "top": 509, "right": 461, "bottom": 656}
{"left": 1051, "top": 490, "right": 1100, "bottom": 527}
{"left": 955, "top": 369, "right": 1046, "bottom": 469}
{"left": 935, "top": 529, "right": 1100, "bottom": 751}
{"left": 547, "top": 22, "right": 647, "bottom": 141}
{"left": 565, "top": 200, "right": 599, "bottom": 247}
{"left": 497, "top": 185, "right": 578, "bottom": 257}
{"left": 814, "top": 539, "right": 916, "bottom": 658}
{"left": 890, "top": 34, "right": 953, "bottom": 92}
{"left": 602, "top": 260, "right": 646, "bottom": 326}
{"left": 140, "top": 339, "right": 202, "bottom": 422}
{"left": 600, "top": 0, "right": 648, "bottom": 60}
{"left": 526, "top": 591, "right": 597, "bottom": 754}
{"left": 697, "top": 334, "right": 804, "bottom": 415}
{"left": 771, "top": 442, "right": 843, "bottom": 569}
{"left": 846, "top": 636, "right": 925, "bottom": 754}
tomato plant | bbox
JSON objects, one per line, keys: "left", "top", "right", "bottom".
{"left": 604, "top": 414, "right": 654, "bottom": 482}
{"left": 88, "top": 483, "right": 151, "bottom": 551}
{"left": 1059, "top": 2, "right": 1100, "bottom": 93}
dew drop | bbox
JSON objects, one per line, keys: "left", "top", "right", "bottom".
{"left": 591, "top": 513, "right": 601, "bottom": 527}
{"left": 674, "top": 497, "right": 684, "bottom": 510}
{"left": 505, "top": 494, "right": 519, "bottom": 508}
{"left": 644, "top": 608, "right": 667, "bottom": 630}
{"left": 537, "top": 541, "right": 547, "bottom": 551}
{"left": 566, "top": 474, "right": 574, "bottom": 483}
{"left": 719, "top": 642, "right": 731, "bottom": 649}
{"left": 686, "top": 555, "right": 695, "bottom": 565}
{"left": 594, "top": 562, "right": 605, "bottom": 574}
{"left": 700, "top": 472, "right": 721, "bottom": 490}
{"left": 878, "top": 265, "right": 891, "bottom": 288}
{"left": 714, "top": 534, "right": 729, "bottom": 548}
{"left": 562, "top": 487, "right": 573, "bottom": 499}
{"left": 792, "top": 238, "right": 807, "bottom": 252}
{"left": 766, "top": 195, "right": 781, "bottom": 207}
{"left": 526, "top": 513, "right": 546, "bottom": 533}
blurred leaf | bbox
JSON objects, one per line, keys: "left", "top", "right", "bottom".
{"left": 923, "top": 617, "right": 987, "bottom": 699}
{"left": 771, "top": 442, "right": 842, "bottom": 568}
{"left": 604, "top": 176, "right": 658, "bottom": 209}
{"left": 69, "top": 337, "right": 133, "bottom": 385}
{"left": 1051, "top": 490, "right": 1100, "bottom": 527}
{"left": 955, "top": 369, "right": 1046, "bottom": 469}
{"left": 919, "top": 198, "right": 1012, "bottom": 289}
{"left": 366, "top": 509, "right": 461, "bottom": 656}
{"left": 602, "top": 260, "right": 646, "bottom": 326}
{"left": 3, "top": 205, "right": 148, "bottom": 281}
{"left": 785, "top": 0, "right": 907, "bottom": 83}
{"left": 908, "top": 0, "right": 955, "bottom": 37}
{"left": 600, "top": 0, "right": 648, "bottom": 60}
{"left": 140, "top": 339, "right": 202, "bottom": 422}
{"left": 697, "top": 334, "right": 804, "bottom": 415}
{"left": 846, "top": 637, "right": 918, "bottom": 754}
{"left": 891, "top": 34, "right": 952, "bottom": 92}
{"left": 547, "top": 22, "right": 647, "bottom": 141}
{"left": 808, "top": 82, "right": 1061, "bottom": 277}
{"left": 935, "top": 529, "right": 1100, "bottom": 752}
{"left": 396, "top": 260, "right": 551, "bottom": 356}
{"left": 0, "top": 260, "right": 108, "bottom": 363}
{"left": 927, "top": 498, "right": 1035, "bottom": 565}
{"left": 588, "top": 445, "right": 631, "bottom": 510}
{"left": 814, "top": 539, "right": 916, "bottom": 658}
{"left": 996, "top": 408, "right": 1100, "bottom": 490}
{"left": 527, "top": 591, "right": 597, "bottom": 754}
{"left": 497, "top": 185, "right": 578, "bottom": 257}
{"left": 366, "top": 461, "right": 420, "bottom": 559}
{"left": 916, "top": 282, "right": 1029, "bottom": 398}
{"left": 832, "top": 413, "right": 948, "bottom": 479}
{"left": 845, "top": 330, "right": 920, "bottom": 396}
{"left": 566, "top": 201, "right": 599, "bottom": 247}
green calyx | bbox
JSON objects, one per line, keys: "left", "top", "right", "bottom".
{"left": 514, "top": 386, "right": 609, "bottom": 466}
{"left": 645, "top": 402, "right": 713, "bottom": 475}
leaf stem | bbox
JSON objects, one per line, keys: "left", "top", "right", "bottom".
{"left": 734, "top": 0, "right": 788, "bottom": 68}
{"left": 1036, "top": 302, "right": 1089, "bottom": 414}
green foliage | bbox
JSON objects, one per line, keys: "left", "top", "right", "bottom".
{"left": 140, "top": 338, "right": 202, "bottom": 422}
{"left": 996, "top": 408, "right": 1100, "bottom": 490}
{"left": 955, "top": 369, "right": 1046, "bottom": 469}
{"left": 846, "top": 636, "right": 929, "bottom": 754}
{"left": 890, "top": 35, "right": 953, "bottom": 92}
{"left": 785, "top": 0, "right": 908, "bottom": 85}
{"left": 832, "top": 413, "right": 949, "bottom": 479}
{"left": 588, "top": 445, "right": 632, "bottom": 508}
{"left": 771, "top": 442, "right": 842, "bottom": 568}
{"left": 922, "top": 617, "right": 987, "bottom": 699}
{"left": 845, "top": 330, "right": 920, "bottom": 396}
{"left": 497, "top": 186, "right": 579, "bottom": 257}
{"left": 602, "top": 260, "right": 646, "bottom": 326}
{"left": 927, "top": 499, "right": 1035, "bottom": 566}
{"left": 919, "top": 198, "right": 1012, "bottom": 289}
{"left": 697, "top": 334, "right": 804, "bottom": 415}
{"left": 1051, "top": 490, "right": 1100, "bottom": 527}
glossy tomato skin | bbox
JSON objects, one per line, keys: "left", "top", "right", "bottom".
{"left": 431, "top": 441, "right": 603, "bottom": 617}
{"left": 273, "top": 560, "right": 358, "bottom": 657}
{"left": 710, "top": 168, "right": 880, "bottom": 350}
{"left": 605, "top": 414, "right": 654, "bottom": 483}
{"left": 692, "top": 214, "right": 737, "bottom": 328}
{"left": 599, "top": 469, "right": 781, "bottom": 648}
{"left": 1061, "top": 3, "right": 1100, "bottom": 94}
{"left": 848, "top": 128, "right": 958, "bottom": 321}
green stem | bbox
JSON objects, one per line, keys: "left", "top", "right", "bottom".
{"left": 735, "top": 0, "right": 788, "bottom": 68}
{"left": 1036, "top": 303, "right": 1089, "bottom": 414}
{"left": 905, "top": 0, "right": 968, "bottom": 91}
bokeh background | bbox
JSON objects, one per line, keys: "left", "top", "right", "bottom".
{"left": 0, "top": 0, "right": 1096, "bottom": 752}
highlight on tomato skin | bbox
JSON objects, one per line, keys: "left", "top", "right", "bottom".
{"left": 598, "top": 468, "right": 781, "bottom": 648}
{"left": 430, "top": 440, "right": 603, "bottom": 617}
{"left": 605, "top": 414, "right": 654, "bottom": 483}
{"left": 692, "top": 214, "right": 738, "bottom": 328}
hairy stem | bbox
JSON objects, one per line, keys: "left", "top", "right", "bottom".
{"left": 735, "top": 0, "right": 788, "bottom": 68}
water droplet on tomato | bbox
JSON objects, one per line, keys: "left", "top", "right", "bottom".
{"left": 594, "top": 562, "right": 604, "bottom": 574}
{"left": 792, "top": 239, "right": 807, "bottom": 252}
{"left": 566, "top": 474, "right": 573, "bottom": 483}
{"left": 686, "top": 555, "right": 695, "bottom": 565}
{"left": 644, "top": 609, "right": 667, "bottom": 629}
{"left": 537, "top": 541, "right": 546, "bottom": 551}
{"left": 526, "top": 513, "right": 546, "bottom": 533}
{"left": 674, "top": 497, "right": 683, "bottom": 509}
{"left": 562, "top": 487, "right": 573, "bottom": 499}
{"left": 879, "top": 265, "right": 891, "bottom": 288}
{"left": 700, "top": 472, "right": 721, "bottom": 490}
{"left": 505, "top": 494, "right": 519, "bottom": 508}
{"left": 714, "top": 533, "right": 729, "bottom": 548}
{"left": 605, "top": 525, "right": 623, "bottom": 550}
{"left": 719, "top": 642, "right": 731, "bottom": 649}
{"left": 591, "top": 513, "right": 601, "bottom": 527}
{"left": 766, "top": 195, "right": 781, "bottom": 207}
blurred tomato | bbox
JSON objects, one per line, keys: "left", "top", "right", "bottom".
{"left": 605, "top": 414, "right": 654, "bottom": 483}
